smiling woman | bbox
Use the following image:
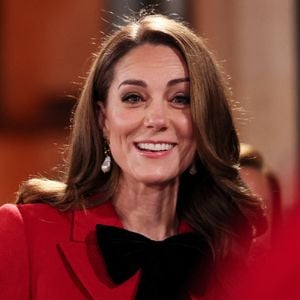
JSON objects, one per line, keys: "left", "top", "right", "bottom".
{"left": 100, "top": 44, "right": 195, "bottom": 192}
{"left": 0, "top": 13, "right": 266, "bottom": 300}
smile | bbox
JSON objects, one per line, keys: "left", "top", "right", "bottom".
{"left": 136, "top": 142, "right": 175, "bottom": 152}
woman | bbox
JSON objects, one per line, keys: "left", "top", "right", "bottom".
{"left": 0, "top": 14, "right": 266, "bottom": 299}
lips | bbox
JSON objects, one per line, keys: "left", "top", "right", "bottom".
{"left": 135, "top": 142, "right": 175, "bottom": 152}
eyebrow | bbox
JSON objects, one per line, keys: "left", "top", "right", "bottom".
{"left": 118, "top": 77, "right": 190, "bottom": 89}
{"left": 167, "top": 77, "right": 190, "bottom": 86}
{"left": 118, "top": 80, "right": 146, "bottom": 89}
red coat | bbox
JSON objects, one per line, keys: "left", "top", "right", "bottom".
{"left": 0, "top": 201, "right": 209, "bottom": 299}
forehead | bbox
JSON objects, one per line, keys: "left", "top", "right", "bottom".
{"left": 112, "top": 44, "right": 188, "bottom": 83}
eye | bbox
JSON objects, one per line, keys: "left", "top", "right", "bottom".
{"left": 121, "top": 93, "right": 143, "bottom": 104}
{"left": 171, "top": 94, "right": 190, "bottom": 106}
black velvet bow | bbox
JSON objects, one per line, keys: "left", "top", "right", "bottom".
{"left": 96, "top": 224, "right": 213, "bottom": 300}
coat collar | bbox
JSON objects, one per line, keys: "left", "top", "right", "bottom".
{"left": 59, "top": 200, "right": 140, "bottom": 299}
{"left": 58, "top": 199, "right": 195, "bottom": 299}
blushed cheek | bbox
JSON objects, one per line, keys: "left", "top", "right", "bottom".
{"left": 109, "top": 107, "right": 138, "bottom": 127}
{"left": 105, "top": 109, "right": 126, "bottom": 137}
{"left": 181, "top": 116, "right": 196, "bottom": 162}
{"left": 106, "top": 109, "right": 142, "bottom": 152}
{"left": 185, "top": 141, "right": 196, "bottom": 162}
{"left": 179, "top": 114, "right": 195, "bottom": 140}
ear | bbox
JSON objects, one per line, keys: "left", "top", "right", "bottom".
{"left": 96, "top": 101, "right": 109, "bottom": 138}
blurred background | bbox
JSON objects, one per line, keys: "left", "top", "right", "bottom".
{"left": 0, "top": 0, "right": 298, "bottom": 213}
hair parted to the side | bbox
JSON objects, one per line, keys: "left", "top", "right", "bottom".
{"left": 16, "top": 13, "right": 267, "bottom": 258}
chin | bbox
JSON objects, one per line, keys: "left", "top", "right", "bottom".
{"left": 134, "top": 172, "right": 178, "bottom": 186}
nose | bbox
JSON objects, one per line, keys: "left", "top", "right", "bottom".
{"left": 144, "top": 100, "right": 168, "bottom": 131}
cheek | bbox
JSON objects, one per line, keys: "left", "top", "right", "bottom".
{"left": 174, "top": 113, "right": 196, "bottom": 164}
{"left": 176, "top": 112, "right": 195, "bottom": 142}
{"left": 104, "top": 107, "right": 125, "bottom": 135}
{"left": 105, "top": 108, "right": 142, "bottom": 143}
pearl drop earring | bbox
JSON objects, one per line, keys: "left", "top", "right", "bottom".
{"left": 101, "top": 140, "right": 111, "bottom": 173}
{"left": 189, "top": 161, "right": 197, "bottom": 175}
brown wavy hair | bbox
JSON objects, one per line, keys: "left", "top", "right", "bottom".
{"left": 17, "top": 13, "right": 266, "bottom": 258}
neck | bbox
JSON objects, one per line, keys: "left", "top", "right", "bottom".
{"left": 112, "top": 176, "right": 179, "bottom": 241}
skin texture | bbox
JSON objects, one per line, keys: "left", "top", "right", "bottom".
{"left": 98, "top": 44, "right": 196, "bottom": 240}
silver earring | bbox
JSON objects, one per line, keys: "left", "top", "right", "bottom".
{"left": 101, "top": 141, "right": 111, "bottom": 173}
{"left": 189, "top": 162, "right": 197, "bottom": 175}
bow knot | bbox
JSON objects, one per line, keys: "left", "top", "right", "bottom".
{"left": 96, "top": 224, "right": 213, "bottom": 300}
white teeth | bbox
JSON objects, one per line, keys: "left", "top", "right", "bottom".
{"left": 137, "top": 143, "right": 174, "bottom": 151}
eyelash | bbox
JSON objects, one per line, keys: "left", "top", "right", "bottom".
{"left": 120, "top": 93, "right": 190, "bottom": 107}
{"left": 171, "top": 94, "right": 190, "bottom": 106}
{"left": 121, "top": 93, "right": 143, "bottom": 104}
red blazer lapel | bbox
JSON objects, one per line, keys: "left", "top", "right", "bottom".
{"left": 58, "top": 241, "right": 113, "bottom": 299}
{"left": 58, "top": 201, "right": 139, "bottom": 299}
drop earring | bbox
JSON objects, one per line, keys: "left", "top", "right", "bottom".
{"left": 189, "top": 161, "right": 197, "bottom": 175}
{"left": 101, "top": 140, "right": 111, "bottom": 173}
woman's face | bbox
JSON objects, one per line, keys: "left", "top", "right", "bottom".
{"left": 99, "top": 44, "right": 196, "bottom": 185}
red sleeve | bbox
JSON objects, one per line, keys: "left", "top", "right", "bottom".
{"left": 0, "top": 204, "right": 30, "bottom": 299}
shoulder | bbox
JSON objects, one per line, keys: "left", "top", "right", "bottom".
{"left": 0, "top": 203, "right": 26, "bottom": 241}
{"left": 0, "top": 202, "right": 21, "bottom": 216}
{"left": 0, "top": 203, "right": 20, "bottom": 223}
{"left": 0, "top": 202, "right": 70, "bottom": 224}
{"left": 0, "top": 203, "right": 72, "bottom": 299}
{"left": 0, "top": 204, "right": 31, "bottom": 298}
{"left": 0, "top": 203, "right": 73, "bottom": 243}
